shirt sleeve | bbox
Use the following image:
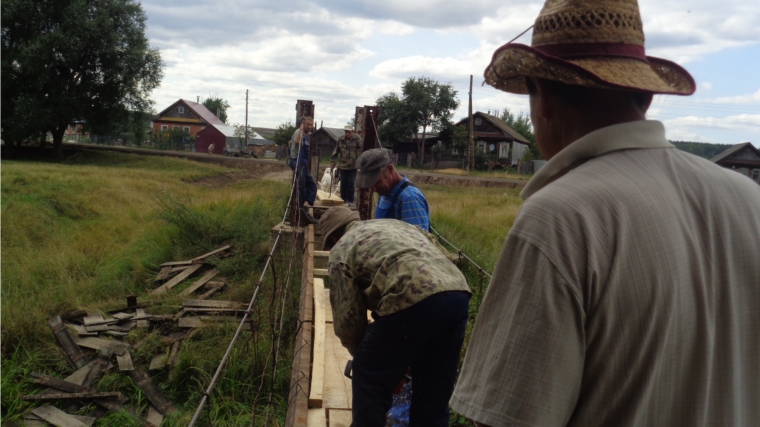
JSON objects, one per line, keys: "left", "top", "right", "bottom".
{"left": 449, "top": 234, "right": 585, "bottom": 427}
{"left": 330, "top": 138, "right": 340, "bottom": 163}
{"left": 398, "top": 187, "right": 431, "bottom": 231}
{"left": 328, "top": 260, "right": 368, "bottom": 356}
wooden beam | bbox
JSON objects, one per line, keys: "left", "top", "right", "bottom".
{"left": 178, "top": 269, "right": 219, "bottom": 297}
{"left": 28, "top": 372, "right": 89, "bottom": 393}
{"left": 116, "top": 351, "right": 134, "bottom": 371}
{"left": 309, "top": 278, "right": 327, "bottom": 408}
{"left": 181, "top": 299, "right": 244, "bottom": 309}
{"left": 23, "top": 391, "right": 122, "bottom": 402}
{"left": 155, "top": 266, "right": 172, "bottom": 281}
{"left": 150, "top": 263, "right": 204, "bottom": 296}
{"left": 322, "top": 327, "right": 352, "bottom": 409}
{"left": 314, "top": 268, "right": 328, "bottom": 277}
{"left": 306, "top": 408, "right": 327, "bottom": 427}
{"left": 190, "top": 245, "right": 231, "bottom": 263}
{"left": 128, "top": 369, "right": 177, "bottom": 415}
{"left": 48, "top": 316, "right": 88, "bottom": 369}
{"left": 159, "top": 260, "right": 193, "bottom": 267}
{"left": 314, "top": 251, "right": 330, "bottom": 258}
{"left": 31, "top": 404, "right": 88, "bottom": 427}
{"left": 73, "top": 337, "right": 128, "bottom": 356}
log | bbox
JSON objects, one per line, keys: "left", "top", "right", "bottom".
{"left": 150, "top": 263, "right": 203, "bottom": 296}
{"left": 48, "top": 316, "right": 88, "bottom": 369}
{"left": 128, "top": 369, "right": 177, "bottom": 415}
{"left": 178, "top": 269, "right": 219, "bottom": 297}
{"left": 23, "top": 392, "right": 122, "bottom": 402}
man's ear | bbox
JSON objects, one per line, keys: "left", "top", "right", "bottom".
{"left": 533, "top": 78, "right": 553, "bottom": 121}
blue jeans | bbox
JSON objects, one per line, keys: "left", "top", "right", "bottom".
{"left": 352, "top": 291, "right": 470, "bottom": 427}
{"left": 288, "top": 158, "right": 316, "bottom": 207}
{"left": 339, "top": 169, "right": 357, "bottom": 203}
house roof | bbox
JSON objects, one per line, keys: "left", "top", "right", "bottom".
{"left": 252, "top": 127, "right": 276, "bottom": 139}
{"left": 710, "top": 142, "right": 760, "bottom": 163}
{"left": 314, "top": 127, "right": 345, "bottom": 143}
{"left": 455, "top": 112, "right": 530, "bottom": 144}
{"left": 207, "top": 124, "right": 264, "bottom": 140}
{"left": 154, "top": 99, "right": 225, "bottom": 125}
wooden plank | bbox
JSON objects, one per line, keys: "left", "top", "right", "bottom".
{"left": 73, "top": 337, "right": 128, "bottom": 356}
{"left": 26, "top": 413, "right": 96, "bottom": 426}
{"left": 309, "top": 279, "right": 327, "bottom": 408}
{"left": 159, "top": 260, "right": 193, "bottom": 267}
{"left": 178, "top": 317, "right": 203, "bottom": 328}
{"left": 190, "top": 245, "right": 231, "bottom": 263}
{"left": 314, "top": 268, "right": 328, "bottom": 277}
{"left": 60, "top": 310, "right": 87, "bottom": 323}
{"left": 198, "top": 286, "right": 222, "bottom": 300}
{"left": 316, "top": 190, "right": 344, "bottom": 205}
{"left": 205, "top": 280, "right": 226, "bottom": 287}
{"left": 180, "top": 307, "right": 245, "bottom": 314}
{"left": 150, "top": 264, "right": 203, "bottom": 296}
{"left": 149, "top": 354, "right": 167, "bottom": 371}
{"left": 155, "top": 266, "right": 172, "bottom": 281}
{"left": 146, "top": 405, "right": 164, "bottom": 427}
{"left": 178, "top": 269, "right": 219, "bottom": 297}
{"left": 322, "top": 325, "right": 352, "bottom": 409}
{"left": 64, "top": 323, "right": 97, "bottom": 337}
{"left": 327, "top": 409, "right": 352, "bottom": 427}
{"left": 128, "top": 369, "right": 177, "bottom": 415}
{"left": 23, "top": 391, "right": 122, "bottom": 402}
{"left": 31, "top": 405, "right": 87, "bottom": 427}
{"left": 324, "top": 290, "right": 333, "bottom": 323}
{"left": 136, "top": 309, "right": 148, "bottom": 329}
{"left": 28, "top": 372, "right": 89, "bottom": 393}
{"left": 178, "top": 316, "right": 249, "bottom": 328}
{"left": 314, "top": 251, "right": 330, "bottom": 258}
{"left": 82, "top": 347, "right": 114, "bottom": 388}
{"left": 82, "top": 313, "right": 105, "bottom": 325}
{"left": 48, "top": 316, "right": 88, "bottom": 369}
{"left": 168, "top": 341, "right": 181, "bottom": 367}
{"left": 181, "top": 299, "right": 244, "bottom": 309}
{"left": 168, "top": 266, "right": 189, "bottom": 274}
{"left": 306, "top": 408, "right": 327, "bottom": 427}
{"left": 116, "top": 351, "right": 134, "bottom": 371}
{"left": 111, "top": 312, "right": 135, "bottom": 320}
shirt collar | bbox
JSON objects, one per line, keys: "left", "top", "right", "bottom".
{"left": 520, "top": 120, "right": 673, "bottom": 200}
{"left": 388, "top": 175, "right": 410, "bottom": 196}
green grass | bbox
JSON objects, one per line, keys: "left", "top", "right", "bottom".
{"left": 397, "top": 164, "right": 532, "bottom": 181}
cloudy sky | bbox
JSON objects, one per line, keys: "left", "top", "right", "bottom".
{"left": 141, "top": 0, "right": 760, "bottom": 145}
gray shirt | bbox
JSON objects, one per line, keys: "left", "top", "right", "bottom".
{"left": 451, "top": 120, "right": 760, "bottom": 427}
{"left": 289, "top": 128, "right": 310, "bottom": 160}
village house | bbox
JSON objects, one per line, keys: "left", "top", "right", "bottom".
{"left": 711, "top": 142, "right": 760, "bottom": 184}
{"left": 195, "top": 124, "right": 275, "bottom": 156}
{"left": 455, "top": 112, "right": 530, "bottom": 166}
{"left": 152, "top": 99, "right": 225, "bottom": 137}
{"left": 311, "top": 127, "right": 346, "bottom": 159}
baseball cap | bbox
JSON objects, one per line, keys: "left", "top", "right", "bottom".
{"left": 355, "top": 148, "right": 390, "bottom": 189}
{"left": 344, "top": 125, "right": 354, "bottom": 131}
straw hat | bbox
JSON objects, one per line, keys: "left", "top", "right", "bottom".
{"left": 485, "top": 0, "right": 696, "bottom": 95}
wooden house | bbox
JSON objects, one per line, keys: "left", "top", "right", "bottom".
{"left": 311, "top": 127, "right": 345, "bottom": 158}
{"left": 455, "top": 112, "right": 530, "bottom": 165}
{"left": 711, "top": 142, "right": 760, "bottom": 184}
{"left": 152, "top": 99, "right": 225, "bottom": 137}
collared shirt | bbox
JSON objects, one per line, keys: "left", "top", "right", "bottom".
{"left": 328, "top": 219, "right": 471, "bottom": 356}
{"left": 375, "top": 176, "right": 430, "bottom": 231}
{"left": 451, "top": 120, "right": 760, "bottom": 427}
{"left": 330, "top": 134, "right": 363, "bottom": 170}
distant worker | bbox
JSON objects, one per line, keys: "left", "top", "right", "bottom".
{"left": 207, "top": 143, "right": 214, "bottom": 155}
{"left": 355, "top": 148, "right": 430, "bottom": 231}
{"left": 319, "top": 207, "right": 471, "bottom": 427}
{"left": 330, "top": 125, "right": 363, "bottom": 207}
{"left": 450, "top": 0, "right": 760, "bottom": 426}
{"left": 289, "top": 116, "right": 317, "bottom": 222}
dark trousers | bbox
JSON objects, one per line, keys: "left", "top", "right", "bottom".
{"left": 288, "top": 159, "right": 316, "bottom": 206}
{"left": 339, "top": 169, "right": 357, "bottom": 203}
{"left": 352, "top": 291, "right": 470, "bottom": 427}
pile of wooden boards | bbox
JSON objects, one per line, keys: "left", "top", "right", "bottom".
{"left": 316, "top": 189, "right": 344, "bottom": 206}
{"left": 150, "top": 245, "right": 232, "bottom": 296}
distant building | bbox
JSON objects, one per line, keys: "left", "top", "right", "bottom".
{"left": 152, "top": 100, "right": 224, "bottom": 137}
{"left": 455, "top": 112, "right": 530, "bottom": 165}
{"left": 196, "top": 124, "right": 274, "bottom": 156}
{"left": 311, "top": 127, "right": 345, "bottom": 155}
{"left": 711, "top": 142, "right": 760, "bottom": 184}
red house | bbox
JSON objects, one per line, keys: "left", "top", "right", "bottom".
{"left": 152, "top": 99, "right": 224, "bottom": 137}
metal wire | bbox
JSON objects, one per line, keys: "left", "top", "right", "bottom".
{"left": 429, "top": 225, "right": 492, "bottom": 280}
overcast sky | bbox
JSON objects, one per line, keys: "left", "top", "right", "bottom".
{"left": 141, "top": 0, "right": 760, "bottom": 145}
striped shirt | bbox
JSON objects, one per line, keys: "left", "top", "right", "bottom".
{"left": 374, "top": 176, "right": 430, "bottom": 231}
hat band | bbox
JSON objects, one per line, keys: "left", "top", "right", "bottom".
{"left": 537, "top": 43, "right": 647, "bottom": 61}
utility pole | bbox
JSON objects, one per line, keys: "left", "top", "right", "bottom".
{"left": 468, "top": 74, "right": 474, "bottom": 171}
{"left": 244, "top": 89, "right": 249, "bottom": 146}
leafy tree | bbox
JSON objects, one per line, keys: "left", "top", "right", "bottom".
{"left": 232, "top": 123, "right": 257, "bottom": 141}
{"left": 376, "top": 92, "right": 417, "bottom": 148}
{"left": 499, "top": 108, "right": 542, "bottom": 161}
{"left": 272, "top": 121, "right": 296, "bottom": 146}
{"left": 1, "top": 0, "right": 164, "bottom": 157}
{"left": 202, "top": 96, "right": 230, "bottom": 124}
{"left": 671, "top": 141, "right": 732, "bottom": 159}
{"left": 450, "top": 125, "right": 469, "bottom": 159}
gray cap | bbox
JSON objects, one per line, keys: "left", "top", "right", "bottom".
{"left": 344, "top": 125, "right": 354, "bottom": 131}
{"left": 355, "top": 148, "right": 390, "bottom": 189}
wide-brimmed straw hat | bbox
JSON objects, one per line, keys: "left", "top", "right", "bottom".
{"left": 485, "top": 0, "right": 696, "bottom": 95}
{"left": 318, "top": 207, "right": 360, "bottom": 250}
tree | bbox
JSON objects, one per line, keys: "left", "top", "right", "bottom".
{"left": 202, "top": 96, "right": 230, "bottom": 124}
{"left": 232, "top": 123, "right": 257, "bottom": 141}
{"left": 499, "top": 108, "right": 542, "bottom": 161}
{"left": 272, "top": 121, "right": 296, "bottom": 146}
{"left": 376, "top": 77, "right": 459, "bottom": 166}
{"left": 1, "top": 0, "right": 164, "bottom": 158}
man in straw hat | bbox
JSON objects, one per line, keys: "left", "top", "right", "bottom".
{"left": 330, "top": 125, "right": 363, "bottom": 206}
{"left": 450, "top": 1, "right": 760, "bottom": 426}
{"left": 319, "top": 207, "right": 471, "bottom": 426}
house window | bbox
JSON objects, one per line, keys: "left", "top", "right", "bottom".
{"left": 161, "top": 125, "right": 168, "bottom": 131}
{"left": 475, "top": 118, "right": 482, "bottom": 125}
{"left": 752, "top": 169, "right": 759, "bottom": 182}
{"left": 183, "top": 127, "right": 190, "bottom": 134}
{"left": 477, "top": 141, "right": 486, "bottom": 151}
{"left": 178, "top": 107, "right": 185, "bottom": 114}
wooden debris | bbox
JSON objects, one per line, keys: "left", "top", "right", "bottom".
{"left": 172, "top": 309, "right": 187, "bottom": 321}
{"left": 60, "top": 310, "right": 87, "bottom": 323}
{"left": 159, "top": 260, "right": 193, "bottom": 267}
{"left": 111, "top": 312, "right": 134, "bottom": 320}
{"left": 149, "top": 355, "right": 168, "bottom": 371}
{"left": 160, "top": 329, "right": 195, "bottom": 345}
{"left": 178, "top": 316, "right": 249, "bottom": 328}
{"left": 316, "top": 189, "right": 344, "bottom": 205}
{"left": 82, "top": 347, "right": 114, "bottom": 388}
{"left": 182, "top": 299, "right": 245, "bottom": 309}
{"left": 64, "top": 322, "right": 97, "bottom": 337}
{"left": 198, "top": 286, "right": 222, "bottom": 300}
{"left": 82, "top": 313, "right": 105, "bottom": 326}
{"left": 136, "top": 309, "right": 148, "bottom": 329}
{"left": 110, "top": 321, "right": 136, "bottom": 332}
{"left": 168, "top": 265, "right": 190, "bottom": 274}
{"left": 309, "top": 278, "right": 327, "bottom": 408}
{"left": 150, "top": 263, "right": 203, "bottom": 296}
{"left": 49, "top": 316, "right": 88, "bottom": 370}
{"left": 168, "top": 341, "right": 181, "bottom": 367}
{"left": 178, "top": 269, "right": 219, "bottom": 297}
{"left": 23, "top": 391, "right": 122, "bottom": 402}
{"left": 116, "top": 351, "right": 134, "bottom": 371}
{"left": 190, "top": 245, "right": 231, "bottom": 263}
{"left": 73, "top": 336, "right": 128, "bottom": 355}
{"left": 205, "top": 280, "right": 226, "bottom": 287}
{"left": 28, "top": 372, "right": 89, "bottom": 393}
{"left": 31, "top": 404, "right": 88, "bottom": 427}
{"left": 314, "top": 268, "right": 329, "bottom": 276}
{"left": 146, "top": 405, "right": 164, "bottom": 427}
{"left": 314, "top": 250, "right": 330, "bottom": 257}
{"left": 155, "top": 266, "right": 172, "bottom": 281}
{"left": 25, "top": 413, "right": 96, "bottom": 427}
{"left": 180, "top": 307, "right": 247, "bottom": 314}
{"left": 128, "top": 369, "right": 177, "bottom": 415}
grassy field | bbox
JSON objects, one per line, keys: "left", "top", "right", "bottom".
{"left": 396, "top": 165, "right": 531, "bottom": 181}
{"left": 1, "top": 151, "right": 523, "bottom": 426}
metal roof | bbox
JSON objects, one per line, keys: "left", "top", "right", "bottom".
{"left": 455, "top": 112, "right": 530, "bottom": 144}
{"left": 710, "top": 142, "right": 760, "bottom": 163}
{"left": 154, "top": 99, "right": 225, "bottom": 125}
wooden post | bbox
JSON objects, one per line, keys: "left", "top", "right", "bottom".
{"left": 468, "top": 74, "right": 474, "bottom": 171}
{"left": 245, "top": 89, "right": 249, "bottom": 146}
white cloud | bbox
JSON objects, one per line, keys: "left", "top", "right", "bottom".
{"left": 369, "top": 56, "right": 478, "bottom": 80}
{"left": 704, "top": 89, "right": 760, "bottom": 105}
{"left": 664, "top": 114, "right": 760, "bottom": 136}
{"left": 700, "top": 82, "right": 713, "bottom": 90}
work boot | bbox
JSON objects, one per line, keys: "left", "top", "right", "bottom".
{"left": 300, "top": 206, "right": 318, "bottom": 226}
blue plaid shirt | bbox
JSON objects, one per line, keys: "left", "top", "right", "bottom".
{"left": 375, "top": 176, "right": 430, "bottom": 231}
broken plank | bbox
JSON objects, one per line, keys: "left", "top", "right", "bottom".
{"left": 168, "top": 266, "right": 189, "bottom": 274}
{"left": 198, "top": 286, "right": 222, "bottom": 300}
{"left": 111, "top": 312, "right": 135, "bottom": 320}
{"left": 182, "top": 299, "right": 245, "bottom": 309}
{"left": 73, "top": 336, "right": 128, "bottom": 355}
{"left": 31, "top": 404, "right": 87, "bottom": 427}
{"left": 116, "top": 351, "right": 134, "bottom": 371}
{"left": 148, "top": 353, "right": 168, "bottom": 371}
{"left": 314, "top": 268, "right": 328, "bottom": 277}
{"left": 309, "top": 278, "right": 327, "bottom": 408}
{"left": 159, "top": 260, "right": 193, "bottom": 267}
{"left": 178, "top": 269, "right": 219, "bottom": 297}
{"left": 49, "top": 316, "right": 88, "bottom": 370}
{"left": 155, "top": 266, "right": 172, "bottom": 282}
{"left": 82, "top": 347, "right": 114, "bottom": 388}
{"left": 128, "top": 369, "right": 177, "bottom": 415}
{"left": 23, "top": 391, "right": 122, "bottom": 402}
{"left": 146, "top": 405, "right": 164, "bottom": 427}
{"left": 136, "top": 309, "right": 148, "bottom": 329}
{"left": 190, "top": 245, "right": 231, "bottom": 263}
{"left": 82, "top": 313, "right": 105, "bottom": 325}
{"left": 28, "top": 372, "right": 89, "bottom": 393}
{"left": 150, "top": 264, "right": 203, "bottom": 296}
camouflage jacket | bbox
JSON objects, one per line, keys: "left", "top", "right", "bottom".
{"left": 329, "top": 134, "right": 363, "bottom": 170}
{"left": 327, "top": 219, "right": 471, "bottom": 355}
